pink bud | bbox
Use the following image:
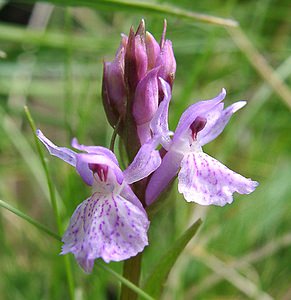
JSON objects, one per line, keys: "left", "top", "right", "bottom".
{"left": 124, "top": 20, "right": 149, "bottom": 94}
{"left": 155, "top": 40, "right": 176, "bottom": 88}
{"left": 135, "top": 33, "right": 148, "bottom": 81}
{"left": 119, "top": 34, "right": 128, "bottom": 51}
{"left": 124, "top": 27, "right": 138, "bottom": 93}
{"left": 132, "top": 67, "right": 159, "bottom": 126}
{"left": 160, "top": 19, "right": 167, "bottom": 49}
{"left": 102, "top": 41, "right": 126, "bottom": 127}
{"left": 146, "top": 31, "right": 160, "bottom": 70}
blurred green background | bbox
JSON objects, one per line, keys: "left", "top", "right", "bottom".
{"left": 0, "top": 0, "right": 290, "bottom": 299}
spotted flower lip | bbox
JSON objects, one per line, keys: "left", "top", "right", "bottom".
{"left": 36, "top": 130, "right": 155, "bottom": 273}
{"left": 145, "top": 86, "right": 259, "bottom": 206}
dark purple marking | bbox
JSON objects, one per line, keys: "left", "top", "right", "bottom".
{"left": 190, "top": 116, "right": 207, "bottom": 140}
{"left": 89, "top": 163, "right": 109, "bottom": 181}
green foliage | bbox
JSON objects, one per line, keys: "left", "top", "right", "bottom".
{"left": 143, "top": 219, "right": 202, "bottom": 298}
{"left": 0, "top": 0, "right": 290, "bottom": 299}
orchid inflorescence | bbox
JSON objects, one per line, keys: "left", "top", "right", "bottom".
{"left": 37, "top": 20, "right": 258, "bottom": 273}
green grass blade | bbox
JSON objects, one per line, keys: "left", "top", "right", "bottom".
{"left": 0, "top": 106, "right": 50, "bottom": 200}
{"left": 0, "top": 23, "right": 107, "bottom": 52}
{"left": 143, "top": 218, "right": 202, "bottom": 298}
{"left": 0, "top": 199, "right": 61, "bottom": 241}
{"left": 24, "top": 106, "right": 75, "bottom": 300}
{"left": 24, "top": 106, "right": 61, "bottom": 228}
{"left": 97, "top": 262, "right": 155, "bottom": 300}
{"left": 26, "top": 0, "right": 238, "bottom": 27}
{"left": 226, "top": 26, "right": 291, "bottom": 110}
{"left": 0, "top": 50, "right": 6, "bottom": 58}
{"left": 219, "top": 55, "right": 291, "bottom": 161}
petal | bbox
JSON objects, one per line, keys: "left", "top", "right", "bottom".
{"left": 72, "top": 138, "right": 119, "bottom": 165}
{"left": 146, "top": 31, "right": 160, "bottom": 69}
{"left": 173, "top": 89, "right": 226, "bottom": 143}
{"left": 198, "top": 101, "right": 247, "bottom": 146}
{"left": 178, "top": 152, "right": 259, "bottom": 206}
{"left": 132, "top": 67, "right": 159, "bottom": 125}
{"left": 135, "top": 31, "right": 148, "bottom": 82}
{"left": 123, "top": 138, "right": 161, "bottom": 184}
{"left": 61, "top": 194, "right": 149, "bottom": 272}
{"left": 103, "top": 47, "right": 126, "bottom": 117}
{"left": 136, "top": 122, "right": 152, "bottom": 145}
{"left": 155, "top": 40, "right": 176, "bottom": 87}
{"left": 120, "top": 184, "right": 145, "bottom": 212}
{"left": 150, "top": 78, "right": 172, "bottom": 149}
{"left": 37, "top": 129, "right": 76, "bottom": 167}
{"left": 145, "top": 149, "right": 183, "bottom": 205}
{"left": 76, "top": 153, "right": 123, "bottom": 186}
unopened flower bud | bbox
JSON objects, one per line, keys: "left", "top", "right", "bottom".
{"left": 102, "top": 40, "right": 126, "bottom": 127}
{"left": 155, "top": 39, "right": 176, "bottom": 88}
{"left": 160, "top": 19, "right": 167, "bottom": 48}
{"left": 135, "top": 33, "right": 148, "bottom": 81}
{"left": 133, "top": 67, "right": 159, "bottom": 144}
{"left": 133, "top": 67, "right": 159, "bottom": 125}
{"left": 102, "top": 19, "right": 176, "bottom": 155}
{"left": 124, "top": 20, "right": 148, "bottom": 94}
{"left": 146, "top": 31, "right": 160, "bottom": 70}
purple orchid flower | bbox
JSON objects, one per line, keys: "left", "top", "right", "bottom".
{"left": 36, "top": 130, "right": 159, "bottom": 273}
{"left": 145, "top": 84, "right": 259, "bottom": 206}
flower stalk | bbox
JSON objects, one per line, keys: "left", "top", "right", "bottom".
{"left": 120, "top": 253, "right": 143, "bottom": 300}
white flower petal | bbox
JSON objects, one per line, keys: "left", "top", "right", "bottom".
{"left": 123, "top": 139, "right": 161, "bottom": 184}
{"left": 178, "top": 152, "right": 258, "bottom": 206}
{"left": 61, "top": 194, "right": 149, "bottom": 273}
{"left": 72, "top": 138, "right": 119, "bottom": 165}
{"left": 198, "top": 101, "right": 247, "bottom": 146}
{"left": 37, "top": 129, "right": 76, "bottom": 166}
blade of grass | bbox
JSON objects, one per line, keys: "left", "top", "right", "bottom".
{"left": 64, "top": 8, "right": 74, "bottom": 140}
{"left": 24, "top": 106, "right": 61, "bottom": 230}
{"left": 191, "top": 249, "right": 273, "bottom": 300}
{"left": 24, "top": 106, "right": 75, "bottom": 300}
{"left": 26, "top": 0, "right": 238, "bottom": 27}
{"left": 143, "top": 218, "right": 202, "bottom": 298}
{"left": 0, "top": 50, "right": 7, "bottom": 58}
{"left": 0, "top": 106, "right": 49, "bottom": 201}
{"left": 0, "top": 199, "right": 61, "bottom": 241}
{"left": 219, "top": 55, "right": 291, "bottom": 161}
{"left": 0, "top": 198, "right": 155, "bottom": 300}
{"left": 189, "top": 231, "right": 291, "bottom": 297}
{"left": 97, "top": 262, "right": 155, "bottom": 300}
{"left": 226, "top": 26, "right": 291, "bottom": 110}
{"left": 0, "top": 23, "right": 109, "bottom": 52}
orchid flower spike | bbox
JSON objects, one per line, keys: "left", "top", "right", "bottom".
{"left": 37, "top": 130, "right": 153, "bottom": 273}
{"left": 146, "top": 86, "right": 259, "bottom": 206}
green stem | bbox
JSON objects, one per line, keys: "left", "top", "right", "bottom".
{"left": 120, "top": 253, "right": 143, "bottom": 300}
{"left": 110, "top": 117, "right": 122, "bottom": 152}
{"left": 98, "top": 261, "right": 154, "bottom": 300}
{"left": 24, "top": 106, "right": 75, "bottom": 300}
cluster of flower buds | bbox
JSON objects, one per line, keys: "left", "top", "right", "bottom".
{"left": 37, "top": 20, "right": 258, "bottom": 273}
{"left": 102, "top": 20, "right": 176, "bottom": 157}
